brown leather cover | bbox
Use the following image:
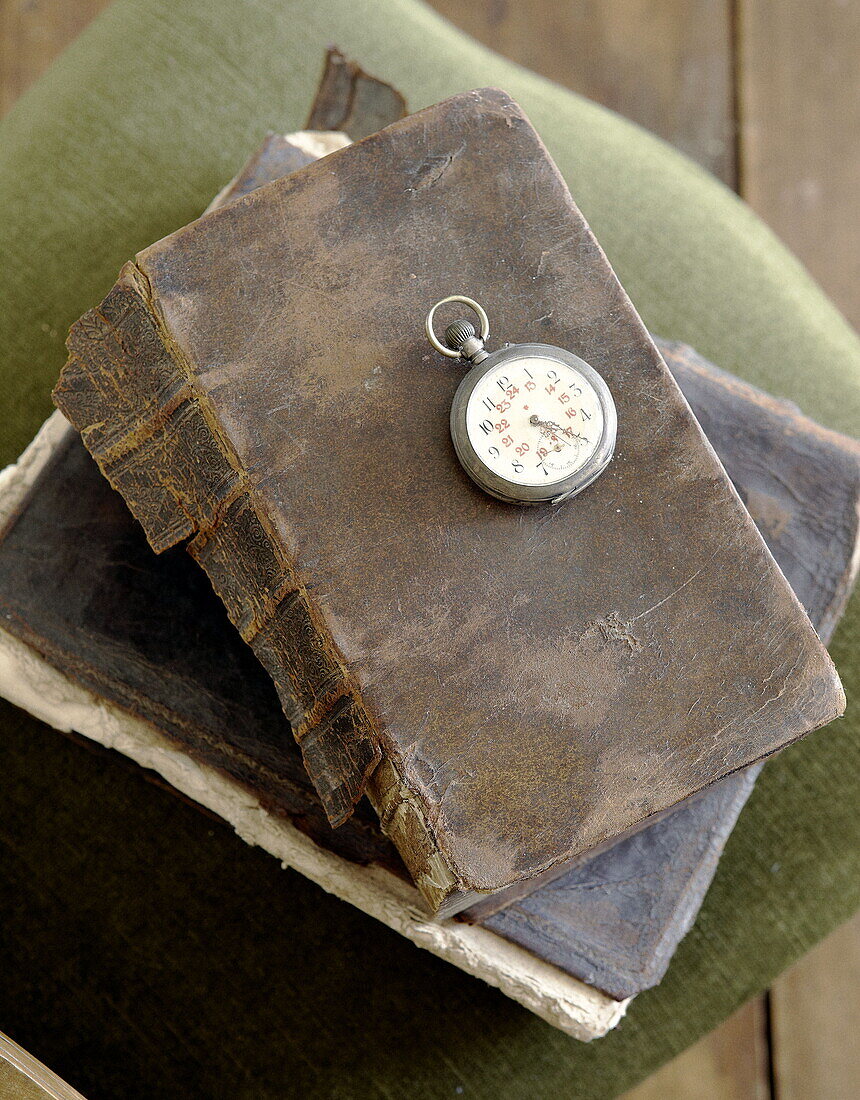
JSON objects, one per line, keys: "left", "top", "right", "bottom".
{"left": 305, "top": 45, "right": 407, "bottom": 139}
{"left": 53, "top": 89, "right": 845, "bottom": 913}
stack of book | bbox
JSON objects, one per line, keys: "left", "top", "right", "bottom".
{"left": 1, "top": 50, "right": 857, "bottom": 1040}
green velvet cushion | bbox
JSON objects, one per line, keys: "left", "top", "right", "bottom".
{"left": 0, "top": 0, "right": 857, "bottom": 1096}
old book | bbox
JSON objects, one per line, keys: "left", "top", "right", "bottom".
{"left": 2, "top": 126, "right": 858, "bottom": 1034}
{"left": 209, "top": 66, "right": 860, "bottom": 996}
{"left": 53, "top": 89, "right": 844, "bottom": 918}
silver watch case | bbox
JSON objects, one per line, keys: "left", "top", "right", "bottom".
{"left": 449, "top": 342, "right": 617, "bottom": 505}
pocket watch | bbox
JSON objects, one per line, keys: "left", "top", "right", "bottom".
{"left": 425, "top": 295, "right": 617, "bottom": 505}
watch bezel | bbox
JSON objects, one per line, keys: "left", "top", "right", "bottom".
{"left": 450, "top": 343, "right": 617, "bottom": 505}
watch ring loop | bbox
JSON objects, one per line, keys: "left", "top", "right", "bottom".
{"left": 425, "top": 295, "right": 490, "bottom": 359}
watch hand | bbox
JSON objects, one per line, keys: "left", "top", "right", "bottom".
{"left": 529, "top": 415, "right": 570, "bottom": 450}
{"left": 529, "top": 415, "right": 591, "bottom": 455}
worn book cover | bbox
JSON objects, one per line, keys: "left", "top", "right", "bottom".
{"left": 53, "top": 89, "right": 845, "bottom": 915}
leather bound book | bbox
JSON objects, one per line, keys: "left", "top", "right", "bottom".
{"left": 53, "top": 89, "right": 845, "bottom": 916}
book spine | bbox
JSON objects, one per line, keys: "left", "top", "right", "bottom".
{"left": 54, "top": 263, "right": 461, "bottom": 912}
{"left": 56, "top": 263, "right": 386, "bottom": 827}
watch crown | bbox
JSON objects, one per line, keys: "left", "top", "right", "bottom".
{"left": 444, "top": 319, "right": 488, "bottom": 363}
{"left": 444, "top": 319, "right": 477, "bottom": 352}
{"left": 426, "top": 296, "right": 490, "bottom": 363}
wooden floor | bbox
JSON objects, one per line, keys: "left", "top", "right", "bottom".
{"left": 1, "top": 1, "right": 858, "bottom": 1097}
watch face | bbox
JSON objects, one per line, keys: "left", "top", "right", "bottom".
{"left": 451, "top": 344, "right": 616, "bottom": 503}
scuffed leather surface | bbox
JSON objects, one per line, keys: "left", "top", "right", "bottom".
{"left": 483, "top": 768, "right": 760, "bottom": 999}
{"left": 305, "top": 46, "right": 407, "bottom": 139}
{"left": 53, "top": 89, "right": 845, "bottom": 897}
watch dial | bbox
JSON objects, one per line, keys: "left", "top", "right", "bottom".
{"left": 465, "top": 354, "right": 605, "bottom": 486}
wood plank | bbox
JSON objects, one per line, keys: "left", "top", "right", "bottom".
{"left": 737, "top": 0, "right": 860, "bottom": 328}
{"left": 0, "top": 0, "right": 110, "bottom": 116}
{"left": 623, "top": 999, "right": 770, "bottom": 1100}
{"left": 426, "top": 0, "right": 735, "bottom": 183}
{"left": 738, "top": 4, "right": 860, "bottom": 1091}
{"left": 770, "top": 909, "right": 860, "bottom": 1099}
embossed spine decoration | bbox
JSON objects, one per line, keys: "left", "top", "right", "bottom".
{"left": 54, "top": 262, "right": 459, "bottom": 911}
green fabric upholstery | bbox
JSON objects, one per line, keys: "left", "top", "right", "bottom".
{"left": 0, "top": 1, "right": 857, "bottom": 1096}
